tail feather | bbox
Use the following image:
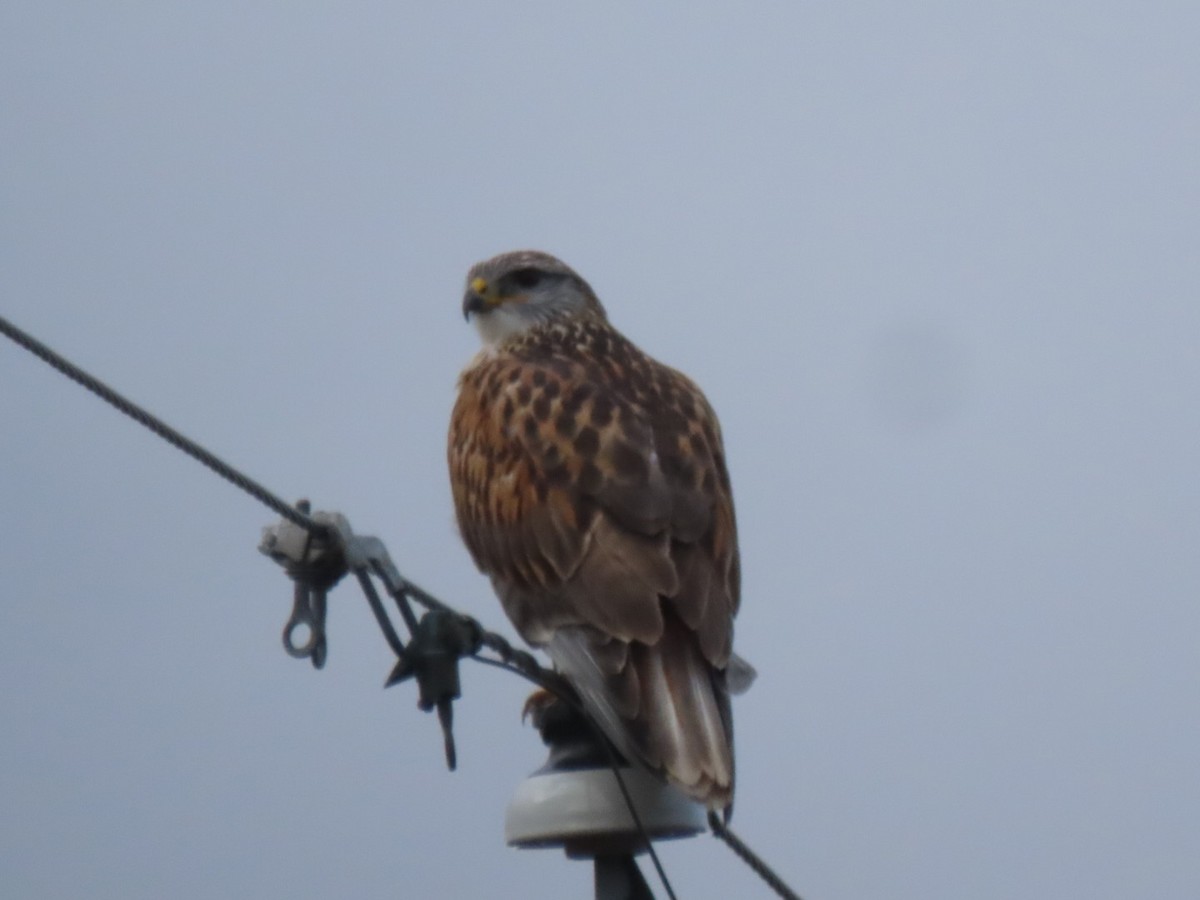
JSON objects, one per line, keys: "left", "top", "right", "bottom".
{"left": 547, "top": 611, "right": 734, "bottom": 813}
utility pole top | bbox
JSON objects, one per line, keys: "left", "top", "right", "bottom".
{"left": 504, "top": 697, "right": 704, "bottom": 897}
{"left": 506, "top": 763, "right": 705, "bottom": 857}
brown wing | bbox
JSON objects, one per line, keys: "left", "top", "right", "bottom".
{"left": 448, "top": 331, "right": 740, "bottom": 807}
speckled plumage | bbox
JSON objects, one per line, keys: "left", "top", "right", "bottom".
{"left": 448, "top": 251, "right": 746, "bottom": 812}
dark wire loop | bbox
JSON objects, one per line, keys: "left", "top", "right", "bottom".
{"left": 378, "top": 563, "right": 421, "bottom": 635}
{"left": 355, "top": 569, "right": 407, "bottom": 659}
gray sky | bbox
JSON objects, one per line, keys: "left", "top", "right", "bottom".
{"left": 3, "top": 3, "right": 1198, "bottom": 898}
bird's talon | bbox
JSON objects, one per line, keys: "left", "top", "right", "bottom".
{"left": 521, "top": 688, "right": 557, "bottom": 725}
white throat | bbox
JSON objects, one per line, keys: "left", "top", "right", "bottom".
{"left": 472, "top": 306, "right": 537, "bottom": 347}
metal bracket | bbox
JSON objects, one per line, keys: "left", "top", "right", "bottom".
{"left": 259, "top": 503, "right": 352, "bottom": 668}
{"left": 259, "top": 505, "right": 481, "bottom": 770}
{"left": 385, "top": 608, "right": 482, "bottom": 769}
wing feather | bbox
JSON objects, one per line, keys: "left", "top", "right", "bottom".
{"left": 449, "top": 321, "right": 744, "bottom": 809}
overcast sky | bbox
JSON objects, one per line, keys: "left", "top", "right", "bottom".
{"left": 3, "top": 4, "right": 1198, "bottom": 898}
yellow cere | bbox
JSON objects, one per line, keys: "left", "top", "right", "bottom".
{"left": 470, "top": 277, "right": 489, "bottom": 296}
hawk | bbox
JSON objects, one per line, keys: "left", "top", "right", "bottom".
{"left": 448, "top": 250, "right": 751, "bottom": 814}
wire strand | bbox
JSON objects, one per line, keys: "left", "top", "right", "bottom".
{"left": 708, "top": 813, "right": 803, "bottom": 900}
{"left": 0, "top": 313, "right": 322, "bottom": 535}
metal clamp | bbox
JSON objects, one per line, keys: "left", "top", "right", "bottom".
{"left": 259, "top": 502, "right": 351, "bottom": 669}
{"left": 260, "top": 504, "right": 484, "bottom": 770}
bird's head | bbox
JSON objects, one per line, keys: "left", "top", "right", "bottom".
{"left": 462, "top": 250, "right": 606, "bottom": 346}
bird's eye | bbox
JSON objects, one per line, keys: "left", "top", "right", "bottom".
{"left": 509, "top": 268, "right": 543, "bottom": 290}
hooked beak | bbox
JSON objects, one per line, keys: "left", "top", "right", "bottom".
{"left": 462, "top": 276, "right": 492, "bottom": 320}
{"left": 462, "top": 291, "right": 485, "bottom": 320}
